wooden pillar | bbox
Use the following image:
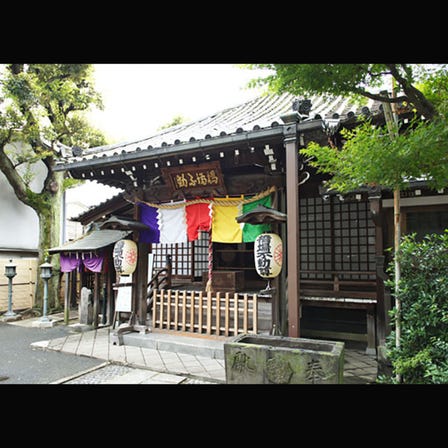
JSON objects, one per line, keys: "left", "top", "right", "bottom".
{"left": 132, "top": 202, "right": 149, "bottom": 330}
{"left": 64, "top": 271, "right": 70, "bottom": 325}
{"left": 70, "top": 270, "right": 77, "bottom": 308}
{"left": 92, "top": 272, "right": 100, "bottom": 328}
{"left": 136, "top": 242, "right": 149, "bottom": 326}
{"left": 369, "top": 190, "right": 388, "bottom": 349}
{"left": 278, "top": 188, "right": 288, "bottom": 335}
{"left": 106, "top": 259, "right": 115, "bottom": 326}
{"left": 282, "top": 112, "right": 301, "bottom": 337}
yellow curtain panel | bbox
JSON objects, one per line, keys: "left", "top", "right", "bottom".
{"left": 211, "top": 198, "right": 243, "bottom": 243}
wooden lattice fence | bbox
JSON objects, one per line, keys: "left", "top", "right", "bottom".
{"left": 152, "top": 289, "right": 258, "bottom": 336}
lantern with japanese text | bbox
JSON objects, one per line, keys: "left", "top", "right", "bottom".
{"left": 254, "top": 232, "right": 283, "bottom": 282}
{"left": 113, "top": 239, "right": 138, "bottom": 275}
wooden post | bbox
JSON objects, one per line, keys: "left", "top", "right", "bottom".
{"left": 233, "top": 293, "right": 239, "bottom": 336}
{"left": 283, "top": 113, "right": 301, "bottom": 337}
{"left": 92, "top": 272, "right": 100, "bottom": 328}
{"left": 166, "top": 289, "right": 172, "bottom": 330}
{"left": 215, "top": 292, "right": 221, "bottom": 335}
{"left": 181, "top": 290, "right": 187, "bottom": 331}
{"left": 70, "top": 270, "right": 77, "bottom": 308}
{"left": 198, "top": 291, "right": 203, "bottom": 332}
{"left": 174, "top": 290, "right": 179, "bottom": 330}
{"left": 64, "top": 271, "right": 70, "bottom": 325}
{"left": 206, "top": 291, "right": 212, "bottom": 335}
{"left": 278, "top": 188, "right": 288, "bottom": 335}
{"left": 253, "top": 294, "right": 258, "bottom": 334}
{"left": 224, "top": 292, "right": 230, "bottom": 336}
{"left": 368, "top": 191, "right": 387, "bottom": 350}
{"left": 106, "top": 262, "right": 115, "bottom": 326}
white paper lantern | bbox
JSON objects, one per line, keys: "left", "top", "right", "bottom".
{"left": 113, "top": 239, "right": 138, "bottom": 275}
{"left": 254, "top": 232, "right": 283, "bottom": 279}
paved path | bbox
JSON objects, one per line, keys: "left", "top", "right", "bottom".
{"left": 0, "top": 320, "right": 104, "bottom": 384}
{"left": 32, "top": 327, "right": 226, "bottom": 384}
{"left": 7, "top": 311, "right": 378, "bottom": 384}
{"left": 32, "top": 326, "right": 378, "bottom": 385}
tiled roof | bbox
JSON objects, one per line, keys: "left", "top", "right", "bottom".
{"left": 61, "top": 92, "right": 381, "bottom": 164}
{"left": 48, "top": 229, "right": 131, "bottom": 253}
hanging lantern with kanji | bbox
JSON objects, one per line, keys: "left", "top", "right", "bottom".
{"left": 254, "top": 232, "right": 283, "bottom": 279}
{"left": 113, "top": 239, "right": 138, "bottom": 275}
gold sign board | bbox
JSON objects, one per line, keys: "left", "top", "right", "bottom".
{"left": 161, "top": 161, "right": 226, "bottom": 195}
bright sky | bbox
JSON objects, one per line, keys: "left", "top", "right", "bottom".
{"left": 87, "top": 63, "right": 268, "bottom": 143}
{"left": 71, "top": 64, "right": 269, "bottom": 208}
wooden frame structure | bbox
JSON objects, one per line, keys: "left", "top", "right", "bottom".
{"left": 53, "top": 92, "right": 448, "bottom": 354}
{"left": 152, "top": 289, "right": 258, "bottom": 336}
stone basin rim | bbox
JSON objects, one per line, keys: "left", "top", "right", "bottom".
{"left": 228, "top": 334, "right": 344, "bottom": 354}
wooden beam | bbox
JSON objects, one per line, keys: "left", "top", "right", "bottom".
{"left": 284, "top": 122, "right": 301, "bottom": 337}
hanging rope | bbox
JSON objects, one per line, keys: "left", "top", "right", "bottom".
{"left": 205, "top": 229, "right": 213, "bottom": 293}
{"left": 137, "top": 185, "right": 276, "bottom": 209}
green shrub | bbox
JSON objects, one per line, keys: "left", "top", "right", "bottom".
{"left": 385, "top": 231, "right": 448, "bottom": 384}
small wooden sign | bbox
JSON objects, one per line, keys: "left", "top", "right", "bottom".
{"left": 161, "top": 161, "right": 226, "bottom": 195}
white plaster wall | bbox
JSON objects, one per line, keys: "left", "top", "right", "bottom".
{"left": 0, "top": 142, "right": 47, "bottom": 251}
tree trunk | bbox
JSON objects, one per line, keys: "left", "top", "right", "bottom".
{"left": 386, "top": 64, "right": 437, "bottom": 120}
{"left": 34, "top": 172, "right": 63, "bottom": 311}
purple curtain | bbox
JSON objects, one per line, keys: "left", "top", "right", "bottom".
{"left": 60, "top": 253, "right": 104, "bottom": 273}
{"left": 138, "top": 202, "right": 160, "bottom": 243}
{"left": 60, "top": 254, "right": 82, "bottom": 272}
{"left": 82, "top": 254, "right": 104, "bottom": 273}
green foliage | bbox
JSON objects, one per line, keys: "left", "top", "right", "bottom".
{"left": 246, "top": 63, "right": 447, "bottom": 120}
{"left": 1, "top": 63, "right": 105, "bottom": 150}
{"left": 62, "top": 177, "right": 84, "bottom": 191}
{"left": 247, "top": 63, "right": 385, "bottom": 99}
{"left": 0, "top": 64, "right": 107, "bottom": 309}
{"left": 415, "top": 65, "right": 448, "bottom": 115}
{"left": 300, "top": 116, "right": 448, "bottom": 194}
{"left": 384, "top": 232, "right": 448, "bottom": 383}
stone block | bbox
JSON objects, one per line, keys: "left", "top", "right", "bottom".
{"left": 224, "top": 334, "right": 344, "bottom": 384}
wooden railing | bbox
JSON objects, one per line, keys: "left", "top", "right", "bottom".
{"left": 152, "top": 289, "right": 258, "bottom": 336}
{"left": 300, "top": 270, "right": 377, "bottom": 299}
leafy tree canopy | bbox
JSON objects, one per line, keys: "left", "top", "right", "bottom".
{"left": 0, "top": 64, "right": 107, "bottom": 310}
{"left": 0, "top": 64, "right": 107, "bottom": 206}
{"left": 247, "top": 63, "right": 448, "bottom": 121}
{"left": 1, "top": 63, "right": 106, "bottom": 150}
{"left": 246, "top": 63, "right": 448, "bottom": 193}
{"left": 301, "top": 117, "right": 448, "bottom": 193}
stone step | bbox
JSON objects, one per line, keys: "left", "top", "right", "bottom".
{"left": 122, "top": 331, "right": 229, "bottom": 359}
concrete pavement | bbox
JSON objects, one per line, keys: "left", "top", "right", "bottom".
{"left": 31, "top": 327, "right": 227, "bottom": 384}
{"left": 12, "top": 311, "right": 378, "bottom": 384}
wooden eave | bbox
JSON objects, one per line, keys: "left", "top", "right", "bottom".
{"left": 71, "top": 194, "right": 130, "bottom": 226}
{"left": 54, "top": 125, "right": 288, "bottom": 173}
{"left": 55, "top": 120, "right": 328, "bottom": 192}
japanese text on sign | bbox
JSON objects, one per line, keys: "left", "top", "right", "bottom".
{"left": 255, "top": 234, "right": 273, "bottom": 277}
{"left": 161, "top": 161, "right": 226, "bottom": 195}
{"left": 174, "top": 169, "right": 219, "bottom": 189}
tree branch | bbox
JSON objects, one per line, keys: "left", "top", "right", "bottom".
{"left": 367, "top": 69, "right": 392, "bottom": 79}
{"left": 354, "top": 88, "right": 408, "bottom": 103}
{"left": 0, "top": 144, "right": 29, "bottom": 204}
{"left": 386, "top": 64, "right": 437, "bottom": 119}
